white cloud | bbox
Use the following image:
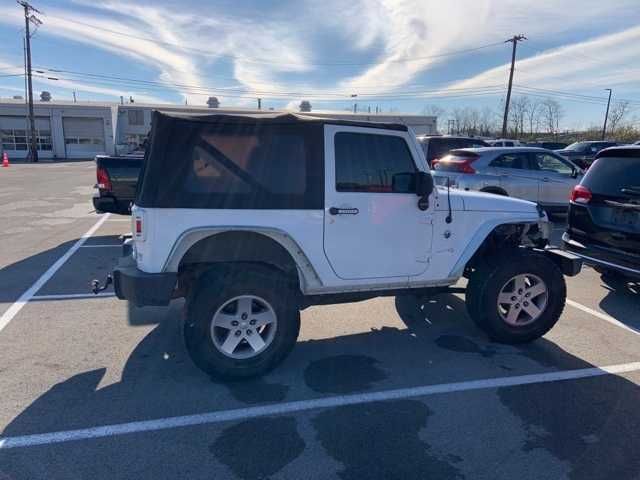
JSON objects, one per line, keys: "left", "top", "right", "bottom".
{"left": 0, "top": 0, "right": 639, "bottom": 110}
{"left": 448, "top": 25, "right": 640, "bottom": 92}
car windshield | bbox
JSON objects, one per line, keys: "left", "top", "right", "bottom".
{"left": 564, "top": 142, "right": 590, "bottom": 151}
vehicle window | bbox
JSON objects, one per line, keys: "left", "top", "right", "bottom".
{"left": 489, "top": 153, "right": 528, "bottom": 169}
{"left": 335, "top": 132, "right": 416, "bottom": 193}
{"left": 533, "top": 153, "right": 574, "bottom": 174}
{"left": 582, "top": 157, "right": 640, "bottom": 195}
{"left": 426, "top": 138, "right": 452, "bottom": 161}
{"left": 505, "top": 141, "right": 514, "bottom": 147}
{"left": 185, "top": 131, "right": 306, "bottom": 195}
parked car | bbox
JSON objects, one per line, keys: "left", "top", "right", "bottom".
{"left": 431, "top": 147, "right": 582, "bottom": 214}
{"left": 487, "top": 139, "right": 524, "bottom": 147}
{"left": 563, "top": 146, "right": 640, "bottom": 279}
{"left": 555, "top": 141, "right": 617, "bottom": 170}
{"left": 526, "top": 141, "right": 568, "bottom": 150}
{"left": 417, "top": 135, "right": 489, "bottom": 166}
{"left": 92, "top": 153, "right": 144, "bottom": 215}
{"left": 98, "top": 111, "right": 580, "bottom": 379}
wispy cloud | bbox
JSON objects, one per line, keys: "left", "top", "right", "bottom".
{"left": 448, "top": 25, "right": 640, "bottom": 93}
{"left": 0, "top": 0, "right": 639, "bottom": 110}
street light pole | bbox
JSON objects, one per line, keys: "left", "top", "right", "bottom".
{"left": 602, "top": 88, "right": 612, "bottom": 141}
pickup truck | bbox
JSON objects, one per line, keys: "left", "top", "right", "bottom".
{"left": 96, "top": 111, "right": 582, "bottom": 380}
{"left": 92, "top": 153, "right": 144, "bottom": 215}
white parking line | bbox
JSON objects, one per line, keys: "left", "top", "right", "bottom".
{"left": 567, "top": 299, "right": 640, "bottom": 336}
{"left": 1, "top": 361, "right": 639, "bottom": 450}
{"left": 31, "top": 293, "right": 116, "bottom": 301}
{"left": 0, "top": 214, "right": 110, "bottom": 335}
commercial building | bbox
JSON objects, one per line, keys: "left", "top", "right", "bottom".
{"left": 0, "top": 98, "right": 437, "bottom": 159}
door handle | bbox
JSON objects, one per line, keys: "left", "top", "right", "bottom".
{"left": 329, "top": 207, "right": 359, "bottom": 215}
{"left": 542, "top": 177, "right": 550, "bottom": 182}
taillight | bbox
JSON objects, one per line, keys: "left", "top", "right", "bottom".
{"left": 570, "top": 185, "right": 592, "bottom": 204}
{"left": 434, "top": 157, "right": 477, "bottom": 174}
{"left": 96, "top": 166, "right": 112, "bottom": 191}
{"left": 133, "top": 213, "right": 145, "bottom": 241}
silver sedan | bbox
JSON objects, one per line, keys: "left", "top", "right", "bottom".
{"left": 430, "top": 147, "right": 583, "bottom": 213}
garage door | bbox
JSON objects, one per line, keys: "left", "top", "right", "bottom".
{"left": 63, "top": 117, "right": 105, "bottom": 158}
{"left": 0, "top": 116, "right": 53, "bottom": 159}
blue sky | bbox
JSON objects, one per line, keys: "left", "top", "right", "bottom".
{"left": 0, "top": 0, "right": 639, "bottom": 130}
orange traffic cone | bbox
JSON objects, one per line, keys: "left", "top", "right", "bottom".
{"left": 2, "top": 152, "right": 9, "bottom": 167}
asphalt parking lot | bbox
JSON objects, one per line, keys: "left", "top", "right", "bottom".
{"left": 0, "top": 162, "right": 639, "bottom": 480}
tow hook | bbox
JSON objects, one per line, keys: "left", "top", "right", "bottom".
{"left": 91, "top": 275, "right": 113, "bottom": 294}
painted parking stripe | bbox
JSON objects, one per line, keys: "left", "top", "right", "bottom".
{"left": 31, "top": 293, "right": 116, "bottom": 301}
{"left": 1, "top": 361, "right": 639, "bottom": 450}
{"left": 567, "top": 299, "right": 640, "bottom": 336}
{"left": 0, "top": 214, "right": 110, "bottom": 335}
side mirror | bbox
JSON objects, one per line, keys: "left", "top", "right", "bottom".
{"left": 415, "top": 171, "right": 434, "bottom": 197}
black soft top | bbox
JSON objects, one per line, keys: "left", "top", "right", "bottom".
{"left": 152, "top": 110, "right": 409, "bottom": 131}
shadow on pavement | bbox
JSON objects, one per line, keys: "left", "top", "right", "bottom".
{"left": 1, "top": 294, "right": 639, "bottom": 480}
{"left": 598, "top": 272, "right": 640, "bottom": 330}
{"left": 0, "top": 236, "right": 121, "bottom": 303}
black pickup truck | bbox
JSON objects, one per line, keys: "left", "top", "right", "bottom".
{"left": 92, "top": 153, "right": 144, "bottom": 215}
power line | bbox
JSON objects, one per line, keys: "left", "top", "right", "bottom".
{"left": 43, "top": 14, "right": 505, "bottom": 67}
{"left": 31, "top": 66, "right": 505, "bottom": 98}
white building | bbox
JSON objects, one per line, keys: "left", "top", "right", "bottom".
{"left": 0, "top": 99, "right": 437, "bottom": 159}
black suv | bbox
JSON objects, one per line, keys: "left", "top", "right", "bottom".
{"left": 555, "top": 141, "right": 618, "bottom": 170}
{"left": 563, "top": 146, "right": 640, "bottom": 279}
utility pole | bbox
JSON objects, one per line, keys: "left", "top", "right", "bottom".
{"left": 257, "top": 98, "right": 261, "bottom": 110}
{"left": 602, "top": 88, "right": 612, "bottom": 140}
{"left": 19, "top": 1, "right": 42, "bottom": 163}
{"left": 501, "top": 34, "right": 526, "bottom": 138}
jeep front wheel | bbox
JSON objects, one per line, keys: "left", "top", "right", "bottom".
{"left": 466, "top": 251, "right": 566, "bottom": 344}
{"left": 184, "top": 266, "right": 300, "bottom": 379}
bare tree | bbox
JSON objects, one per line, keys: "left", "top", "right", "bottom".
{"left": 607, "top": 100, "right": 631, "bottom": 134}
{"left": 540, "top": 98, "right": 563, "bottom": 134}
{"left": 479, "top": 107, "right": 497, "bottom": 136}
{"left": 299, "top": 100, "right": 312, "bottom": 112}
{"left": 509, "top": 96, "right": 529, "bottom": 136}
{"left": 422, "top": 104, "right": 446, "bottom": 118}
{"left": 527, "top": 98, "right": 542, "bottom": 134}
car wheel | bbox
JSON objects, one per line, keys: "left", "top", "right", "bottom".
{"left": 466, "top": 251, "right": 566, "bottom": 343}
{"left": 184, "top": 265, "right": 300, "bottom": 379}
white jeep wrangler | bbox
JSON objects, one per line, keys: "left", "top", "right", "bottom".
{"left": 106, "top": 111, "right": 581, "bottom": 379}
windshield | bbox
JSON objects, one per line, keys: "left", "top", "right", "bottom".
{"left": 564, "top": 142, "right": 589, "bottom": 151}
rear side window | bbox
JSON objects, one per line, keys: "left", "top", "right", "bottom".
{"left": 186, "top": 132, "right": 306, "bottom": 195}
{"left": 490, "top": 153, "right": 528, "bottom": 169}
{"left": 335, "top": 132, "right": 416, "bottom": 193}
{"left": 582, "top": 157, "right": 640, "bottom": 195}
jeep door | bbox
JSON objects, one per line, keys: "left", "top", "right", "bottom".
{"left": 323, "top": 126, "right": 433, "bottom": 280}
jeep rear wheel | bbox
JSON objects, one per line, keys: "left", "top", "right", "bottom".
{"left": 466, "top": 251, "right": 566, "bottom": 344}
{"left": 184, "top": 265, "right": 300, "bottom": 379}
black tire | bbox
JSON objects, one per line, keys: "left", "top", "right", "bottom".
{"left": 184, "top": 265, "right": 300, "bottom": 380}
{"left": 466, "top": 250, "right": 566, "bottom": 344}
